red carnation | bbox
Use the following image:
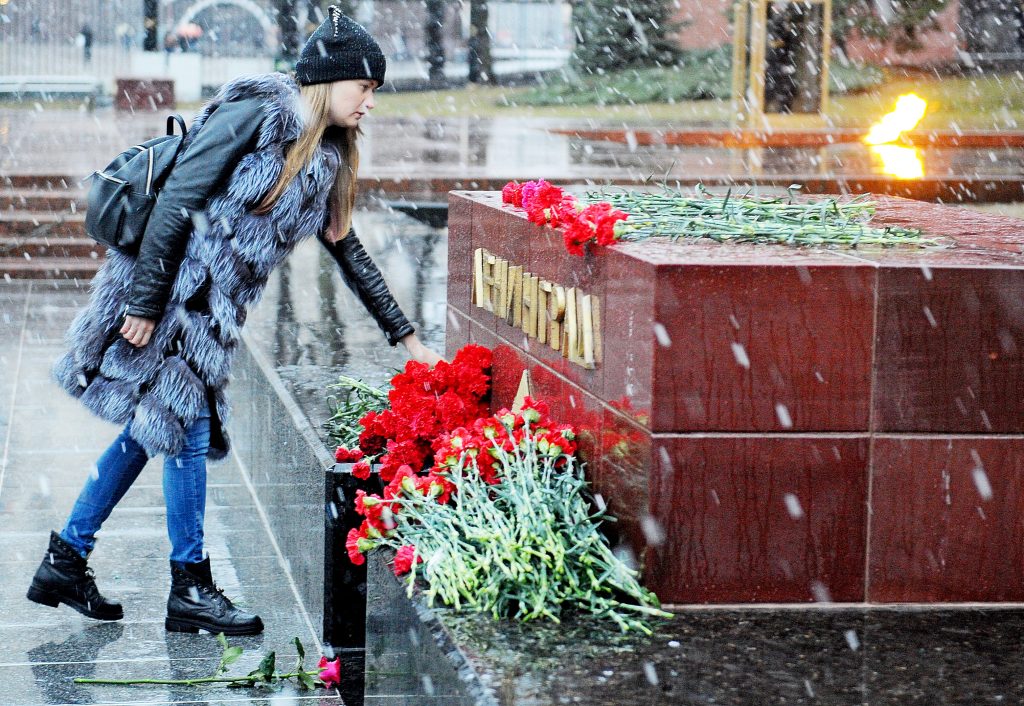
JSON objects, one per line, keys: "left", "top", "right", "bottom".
{"left": 595, "top": 207, "right": 627, "bottom": 246}
{"left": 521, "top": 179, "right": 566, "bottom": 225}
{"left": 345, "top": 528, "right": 366, "bottom": 566}
{"left": 502, "top": 181, "right": 524, "bottom": 207}
{"left": 351, "top": 460, "right": 372, "bottom": 480}
{"left": 393, "top": 544, "right": 423, "bottom": 575}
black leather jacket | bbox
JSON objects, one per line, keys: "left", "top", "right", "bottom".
{"left": 126, "top": 97, "right": 415, "bottom": 347}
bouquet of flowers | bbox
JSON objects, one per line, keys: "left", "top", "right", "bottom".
{"left": 501, "top": 179, "right": 629, "bottom": 256}
{"left": 330, "top": 344, "right": 492, "bottom": 482}
{"left": 330, "top": 344, "right": 670, "bottom": 633}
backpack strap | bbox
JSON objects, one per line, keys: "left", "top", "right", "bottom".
{"left": 166, "top": 114, "right": 187, "bottom": 137}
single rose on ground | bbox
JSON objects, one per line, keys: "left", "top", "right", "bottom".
{"left": 317, "top": 656, "right": 341, "bottom": 688}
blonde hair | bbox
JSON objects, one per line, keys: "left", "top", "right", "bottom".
{"left": 253, "top": 82, "right": 360, "bottom": 242}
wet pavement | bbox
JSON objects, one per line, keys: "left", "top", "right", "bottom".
{"left": 0, "top": 282, "right": 341, "bottom": 705}
{"left": 0, "top": 206, "right": 446, "bottom": 705}
{"left": 3, "top": 109, "right": 1022, "bottom": 192}
{"left": 5, "top": 197, "right": 1024, "bottom": 704}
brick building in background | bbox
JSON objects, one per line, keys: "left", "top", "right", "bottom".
{"left": 672, "top": 0, "right": 1024, "bottom": 68}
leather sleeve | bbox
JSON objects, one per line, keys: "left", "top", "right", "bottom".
{"left": 319, "top": 228, "right": 416, "bottom": 346}
{"left": 126, "top": 97, "right": 266, "bottom": 320}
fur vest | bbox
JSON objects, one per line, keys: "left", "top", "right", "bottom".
{"left": 53, "top": 72, "right": 339, "bottom": 461}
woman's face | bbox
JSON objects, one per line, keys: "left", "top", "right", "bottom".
{"left": 327, "top": 78, "right": 377, "bottom": 127}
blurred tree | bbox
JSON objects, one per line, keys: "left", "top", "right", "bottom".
{"left": 467, "top": 0, "right": 493, "bottom": 84}
{"left": 571, "top": 0, "right": 681, "bottom": 72}
{"left": 275, "top": 0, "right": 300, "bottom": 63}
{"left": 426, "top": 0, "right": 446, "bottom": 86}
{"left": 143, "top": 0, "right": 158, "bottom": 51}
{"left": 958, "top": 0, "right": 1024, "bottom": 56}
{"left": 832, "top": 0, "right": 949, "bottom": 54}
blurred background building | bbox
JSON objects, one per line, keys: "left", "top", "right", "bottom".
{"left": 0, "top": 0, "right": 571, "bottom": 96}
{"left": 0, "top": 0, "right": 1018, "bottom": 98}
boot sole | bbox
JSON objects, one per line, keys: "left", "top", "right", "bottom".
{"left": 165, "top": 616, "right": 264, "bottom": 636}
{"left": 27, "top": 584, "right": 124, "bottom": 621}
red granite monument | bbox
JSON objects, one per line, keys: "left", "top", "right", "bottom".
{"left": 446, "top": 190, "right": 1024, "bottom": 605}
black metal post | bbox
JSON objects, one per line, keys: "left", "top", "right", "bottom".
{"left": 275, "top": 0, "right": 300, "bottom": 67}
{"left": 467, "top": 0, "right": 492, "bottom": 84}
{"left": 143, "top": 0, "right": 158, "bottom": 51}
{"left": 324, "top": 462, "right": 384, "bottom": 705}
{"left": 425, "top": 0, "right": 446, "bottom": 87}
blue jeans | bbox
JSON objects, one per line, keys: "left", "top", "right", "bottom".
{"left": 61, "top": 403, "right": 211, "bottom": 563}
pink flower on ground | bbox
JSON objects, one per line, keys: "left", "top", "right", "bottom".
{"left": 393, "top": 544, "right": 423, "bottom": 576}
{"left": 317, "top": 656, "right": 342, "bottom": 688}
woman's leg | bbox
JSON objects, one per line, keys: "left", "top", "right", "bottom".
{"left": 162, "top": 398, "right": 263, "bottom": 635}
{"left": 163, "top": 406, "right": 211, "bottom": 563}
{"left": 61, "top": 422, "right": 150, "bottom": 557}
{"left": 28, "top": 423, "right": 143, "bottom": 619}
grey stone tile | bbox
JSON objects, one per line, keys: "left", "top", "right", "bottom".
{"left": 0, "top": 527, "right": 284, "bottom": 563}
{"left": 0, "top": 281, "right": 33, "bottom": 295}
{"left": 0, "top": 587, "right": 318, "bottom": 651}
{"left": 21, "top": 329, "right": 68, "bottom": 346}
{"left": 0, "top": 595, "right": 314, "bottom": 636}
{"left": 0, "top": 653, "right": 342, "bottom": 705}
{"left": 0, "top": 498, "right": 262, "bottom": 533}
{"left": 1, "top": 452, "right": 117, "bottom": 479}
{"left": 0, "top": 482, "right": 249, "bottom": 510}
{"left": 7, "top": 421, "right": 117, "bottom": 454}
{"left": 0, "top": 556, "right": 294, "bottom": 610}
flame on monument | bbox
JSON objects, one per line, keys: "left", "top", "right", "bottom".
{"left": 864, "top": 93, "right": 927, "bottom": 180}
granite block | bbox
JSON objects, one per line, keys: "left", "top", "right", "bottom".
{"left": 868, "top": 435, "right": 1024, "bottom": 602}
{"left": 447, "top": 192, "right": 475, "bottom": 316}
{"left": 653, "top": 262, "right": 875, "bottom": 432}
{"left": 600, "top": 247, "right": 655, "bottom": 428}
{"left": 643, "top": 435, "right": 869, "bottom": 603}
{"left": 445, "top": 306, "right": 472, "bottom": 361}
{"left": 874, "top": 264, "right": 1024, "bottom": 433}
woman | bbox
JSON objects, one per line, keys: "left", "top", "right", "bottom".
{"left": 27, "top": 7, "right": 442, "bottom": 636}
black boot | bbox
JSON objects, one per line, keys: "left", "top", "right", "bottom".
{"left": 26, "top": 531, "right": 124, "bottom": 620}
{"left": 165, "top": 557, "right": 264, "bottom": 636}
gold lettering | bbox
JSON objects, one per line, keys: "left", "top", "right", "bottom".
{"left": 564, "top": 287, "right": 579, "bottom": 361}
{"left": 472, "top": 247, "right": 599, "bottom": 369}
{"left": 548, "top": 284, "right": 565, "bottom": 351}
{"left": 581, "top": 294, "right": 596, "bottom": 368}
{"left": 482, "top": 254, "right": 498, "bottom": 312}
{"left": 521, "top": 273, "right": 538, "bottom": 337}
{"left": 508, "top": 265, "right": 523, "bottom": 327}
{"left": 495, "top": 257, "right": 509, "bottom": 319}
{"left": 473, "top": 248, "right": 484, "bottom": 308}
{"left": 536, "top": 281, "right": 550, "bottom": 344}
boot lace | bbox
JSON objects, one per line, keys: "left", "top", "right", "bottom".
{"left": 197, "top": 580, "right": 234, "bottom": 609}
{"left": 81, "top": 567, "right": 103, "bottom": 601}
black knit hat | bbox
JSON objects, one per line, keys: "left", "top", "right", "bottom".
{"left": 294, "top": 6, "right": 386, "bottom": 86}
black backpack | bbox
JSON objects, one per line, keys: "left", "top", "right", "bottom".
{"left": 84, "top": 115, "right": 189, "bottom": 255}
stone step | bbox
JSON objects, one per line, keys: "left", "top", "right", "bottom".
{"left": 0, "top": 212, "right": 86, "bottom": 236}
{"left": 0, "top": 256, "right": 102, "bottom": 280}
{"left": 1, "top": 174, "right": 87, "bottom": 190}
{"left": 0, "top": 188, "right": 85, "bottom": 212}
{"left": 0, "top": 235, "right": 103, "bottom": 259}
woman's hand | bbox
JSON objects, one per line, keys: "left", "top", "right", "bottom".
{"left": 121, "top": 315, "right": 156, "bottom": 347}
{"left": 399, "top": 332, "right": 445, "bottom": 367}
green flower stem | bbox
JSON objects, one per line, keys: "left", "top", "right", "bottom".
{"left": 594, "top": 186, "right": 935, "bottom": 248}
{"left": 74, "top": 673, "right": 323, "bottom": 687}
{"left": 368, "top": 417, "right": 668, "bottom": 633}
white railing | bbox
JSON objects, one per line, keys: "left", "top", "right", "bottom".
{"left": 0, "top": 40, "right": 274, "bottom": 99}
